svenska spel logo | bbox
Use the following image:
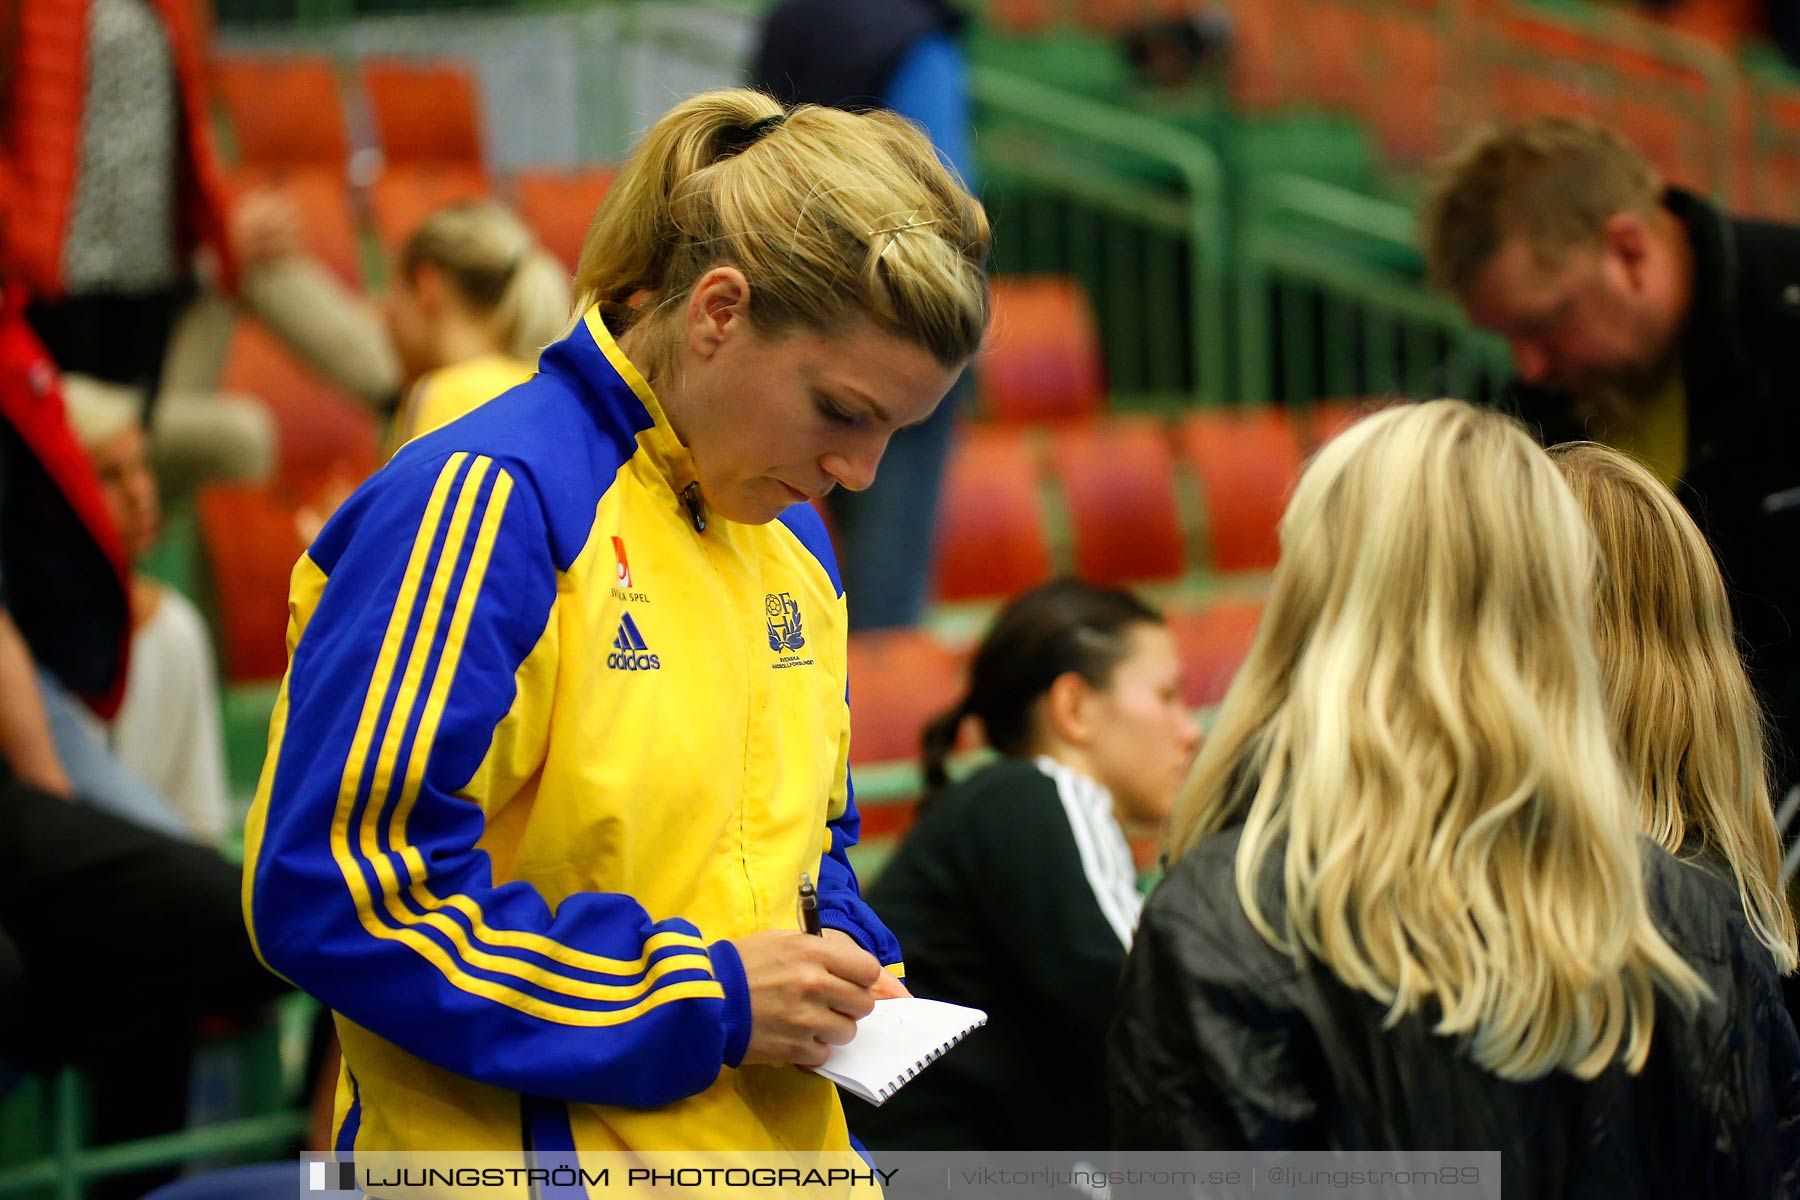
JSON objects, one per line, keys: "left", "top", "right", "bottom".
{"left": 611, "top": 535, "right": 632, "bottom": 589}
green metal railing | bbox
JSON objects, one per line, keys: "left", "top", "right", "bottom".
{"left": 973, "top": 67, "right": 1231, "bottom": 407}
{"left": 0, "top": 995, "right": 317, "bottom": 1199}
{"left": 1235, "top": 173, "right": 1510, "bottom": 406}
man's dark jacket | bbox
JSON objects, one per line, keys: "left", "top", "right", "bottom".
{"left": 750, "top": 0, "right": 961, "bottom": 110}
{"left": 1509, "top": 188, "right": 1800, "bottom": 772}
{"left": 1109, "top": 826, "right": 1800, "bottom": 1199}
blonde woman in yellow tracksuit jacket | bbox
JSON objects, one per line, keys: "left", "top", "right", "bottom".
{"left": 242, "top": 89, "right": 990, "bottom": 1176}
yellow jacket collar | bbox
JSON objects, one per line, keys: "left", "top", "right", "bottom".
{"left": 582, "top": 307, "right": 697, "bottom": 494}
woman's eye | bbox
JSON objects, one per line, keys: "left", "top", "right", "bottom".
{"left": 817, "top": 399, "right": 858, "bottom": 426}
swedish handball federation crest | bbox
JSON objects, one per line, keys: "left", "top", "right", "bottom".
{"left": 765, "top": 592, "right": 805, "bottom": 652}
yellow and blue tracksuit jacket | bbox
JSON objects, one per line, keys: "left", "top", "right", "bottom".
{"left": 383, "top": 353, "right": 538, "bottom": 460}
{"left": 242, "top": 306, "right": 903, "bottom": 1171}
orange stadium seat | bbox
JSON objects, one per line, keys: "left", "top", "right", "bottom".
{"left": 1306, "top": 397, "right": 1385, "bottom": 452}
{"left": 933, "top": 428, "right": 1053, "bottom": 602}
{"left": 847, "top": 629, "right": 966, "bottom": 769}
{"left": 361, "top": 59, "right": 485, "bottom": 170}
{"left": 1048, "top": 417, "right": 1185, "bottom": 584}
{"left": 1482, "top": 7, "right": 1732, "bottom": 197}
{"left": 196, "top": 483, "right": 307, "bottom": 683}
{"left": 1166, "top": 599, "right": 1265, "bottom": 708}
{"left": 513, "top": 167, "right": 618, "bottom": 271}
{"left": 1362, "top": 4, "right": 1450, "bottom": 166}
{"left": 1219, "top": 0, "right": 1286, "bottom": 109}
{"left": 1179, "top": 407, "right": 1303, "bottom": 572}
{"left": 980, "top": 277, "right": 1105, "bottom": 423}
{"left": 225, "top": 166, "right": 364, "bottom": 288}
{"left": 1643, "top": 0, "right": 1758, "bottom": 52}
{"left": 368, "top": 165, "right": 491, "bottom": 256}
{"left": 1291, "top": 0, "right": 1372, "bottom": 112}
{"left": 214, "top": 55, "right": 349, "bottom": 170}
{"left": 219, "top": 321, "right": 380, "bottom": 487}
{"left": 1749, "top": 79, "right": 1800, "bottom": 219}
{"left": 1072, "top": 0, "right": 1148, "bottom": 32}
{"left": 987, "top": 0, "right": 1057, "bottom": 33}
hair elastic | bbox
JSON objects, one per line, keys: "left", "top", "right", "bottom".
{"left": 718, "top": 113, "right": 786, "bottom": 160}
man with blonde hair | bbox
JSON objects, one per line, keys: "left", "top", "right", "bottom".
{"left": 1422, "top": 116, "right": 1800, "bottom": 787}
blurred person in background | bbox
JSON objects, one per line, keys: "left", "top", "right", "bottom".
{"left": 854, "top": 578, "right": 1197, "bottom": 1154}
{"left": 752, "top": 0, "right": 976, "bottom": 631}
{"left": 0, "top": 0, "right": 233, "bottom": 399}
{"left": 0, "top": 293, "right": 287, "bottom": 1200}
{"left": 1109, "top": 400, "right": 1800, "bottom": 1197}
{"left": 243, "top": 89, "right": 989, "bottom": 1168}
{"left": 0, "top": 0, "right": 398, "bottom": 499}
{"left": 62, "top": 374, "right": 229, "bottom": 845}
{"left": 383, "top": 200, "right": 570, "bottom": 456}
{"left": 1121, "top": 9, "right": 1233, "bottom": 90}
{"left": 1421, "top": 116, "right": 1800, "bottom": 788}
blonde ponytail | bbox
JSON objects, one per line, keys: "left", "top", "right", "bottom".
{"left": 574, "top": 88, "right": 989, "bottom": 375}
{"left": 399, "top": 201, "right": 572, "bottom": 362}
{"left": 493, "top": 247, "right": 571, "bottom": 362}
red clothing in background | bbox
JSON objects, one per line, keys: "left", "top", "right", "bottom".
{"left": 0, "top": 0, "right": 237, "bottom": 301}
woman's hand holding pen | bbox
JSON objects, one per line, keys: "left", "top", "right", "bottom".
{"left": 728, "top": 929, "right": 886, "bottom": 1067}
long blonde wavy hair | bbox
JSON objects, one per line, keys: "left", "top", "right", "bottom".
{"left": 1167, "top": 400, "right": 1705, "bottom": 1081}
{"left": 1550, "top": 442, "right": 1797, "bottom": 972}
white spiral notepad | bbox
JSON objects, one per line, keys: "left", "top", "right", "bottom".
{"left": 809, "top": 997, "right": 988, "bottom": 1106}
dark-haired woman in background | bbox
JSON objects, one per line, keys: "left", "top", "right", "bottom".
{"left": 853, "top": 578, "right": 1198, "bottom": 1153}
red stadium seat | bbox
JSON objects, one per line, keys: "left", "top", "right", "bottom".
{"left": 1166, "top": 599, "right": 1265, "bottom": 708}
{"left": 1292, "top": 0, "right": 1372, "bottom": 112}
{"left": 513, "top": 167, "right": 618, "bottom": 271}
{"left": 847, "top": 629, "right": 966, "bottom": 769}
{"left": 361, "top": 59, "right": 485, "bottom": 170}
{"left": 1481, "top": 7, "right": 1733, "bottom": 197}
{"left": 367, "top": 165, "right": 491, "bottom": 257}
{"left": 219, "top": 321, "right": 380, "bottom": 487}
{"left": 1048, "top": 417, "right": 1185, "bottom": 584}
{"left": 987, "top": 0, "right": 1057, "bottom": 33}
{"left": 214, "top": 55, "right": 349, "bottom": 170}
{"left": 196, "top": 483, "right": 307, "bottom": 683}
{"left": 1362, "top": 5, "right": 1450, "bottom": 167}
{"left": 1643, "top": 0, "right": 1757, "bottom": 50}
{"left": 1179, "top": 408, "right": 1303, "bottom": 572}
{"left": 1749, "top": 79, "right": 1800, "bottom": 220}
{"left": 979, "top": 277, "right": 1105, "bottom": 424}
{"left": 1072, "top": 0, "right": 1146, "bottom": 33}
{"left": 932, "top": 428, "right": 1053, "bottom": 602}
{"left": 1220, "top": 0, "right": 1286, "bottom": 110}
{"left": 224, "top": 166, "right": 364, "bottom": 288}
{"left": 1306, "top": 397, "right": 1387, "bottom": 452}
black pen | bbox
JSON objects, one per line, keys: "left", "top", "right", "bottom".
{"left": 798, "top": 872, "right": 822, "bottom": 936}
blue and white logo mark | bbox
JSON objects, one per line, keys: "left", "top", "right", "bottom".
{"left": 765, "top": 592, "right": 805, "bottom": 652}
{"left": 607, "top": 612, "right": 661, "bottom": 671}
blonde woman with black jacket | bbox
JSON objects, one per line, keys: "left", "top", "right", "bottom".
{"left": 1109, "top": 401, "right": 1800, "bottom": 1198}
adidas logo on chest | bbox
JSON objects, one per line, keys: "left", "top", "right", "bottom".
{"left": 606, "top": 612, "right": 661, "bottom": 671}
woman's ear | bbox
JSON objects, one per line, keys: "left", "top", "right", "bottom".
{"left": 685, "top": 266, "right": 752, "bottom": 360}
{"left": 1043, "top": 670, "right": 1097, "bottom": 748}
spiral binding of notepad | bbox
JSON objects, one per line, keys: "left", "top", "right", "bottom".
{"left": 876, "top": 1025, "right": 980, "bottom": 1103}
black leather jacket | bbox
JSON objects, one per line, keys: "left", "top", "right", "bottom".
{"left": 1108, "top": 827, "right": 1800, "bottom": 1198}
